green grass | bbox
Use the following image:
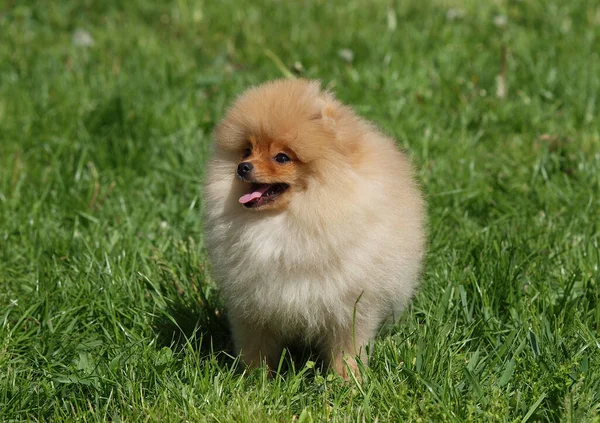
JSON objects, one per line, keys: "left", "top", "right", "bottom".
{"left": 1, "top": 0, "right": 599, "bottom": 421}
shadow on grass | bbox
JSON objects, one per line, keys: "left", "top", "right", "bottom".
{"left": 153, "top": 295, "right": 235, "bottom": 366}
{"left": 153, "top": 297, "right": 330, "bottom": 377}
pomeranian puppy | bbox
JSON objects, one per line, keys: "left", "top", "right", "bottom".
{"left": 204, "top": 79, "right": 425, "bottom": 379}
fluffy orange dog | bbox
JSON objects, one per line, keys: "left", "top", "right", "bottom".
{"left": 204, "top": 79, "right": 426, "bottom": 379}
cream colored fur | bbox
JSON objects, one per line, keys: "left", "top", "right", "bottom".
{"left": 204, "top": 79, "right": 426, "bottom": 378}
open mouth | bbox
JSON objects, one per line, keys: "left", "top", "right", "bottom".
{"left": 238, "top": 183, "right": 289, "bottom": 208}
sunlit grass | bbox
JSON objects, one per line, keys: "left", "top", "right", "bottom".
{"left": 1, "top": 0, "right": 599, "bottom": 421}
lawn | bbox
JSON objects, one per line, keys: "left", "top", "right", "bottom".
{"left": 1, "top": 0, "right": 599, "bottom": 421}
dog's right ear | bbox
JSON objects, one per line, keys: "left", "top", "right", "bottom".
{"left": 213, "top": 115, "right": 249, "bottom": 153}
{"left": 213, "top": 119, "right": 233, "bottom": 148}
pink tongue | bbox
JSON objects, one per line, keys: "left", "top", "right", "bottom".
{"left": 239, "top": 185, "right": 270, "bottom": 204}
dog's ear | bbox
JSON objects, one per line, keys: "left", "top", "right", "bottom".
{"left": 311, "top": 96, "right": 339, "bottom": 130}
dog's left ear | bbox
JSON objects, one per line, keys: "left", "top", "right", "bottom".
{"left": 311, "top": 96, "right": 339, "bottom": 130}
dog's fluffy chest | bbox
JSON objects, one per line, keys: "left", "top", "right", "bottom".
{"left": 215, "top": 215, "right": 362, "bottom": 335}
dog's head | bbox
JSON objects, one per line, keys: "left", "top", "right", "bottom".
{"left": 213, "top": 79, "right": 344, "bottom": 211}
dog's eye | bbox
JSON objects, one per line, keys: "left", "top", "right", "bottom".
{"left": 274, "top": 153, "right": 290, "bottom": 164}
{"left": 242, "top": 147, "right": 252, "bottom": 158}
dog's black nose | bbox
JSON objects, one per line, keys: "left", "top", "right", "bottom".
{"left": 237, "top": 162, "right": 253, "bottom": 178}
